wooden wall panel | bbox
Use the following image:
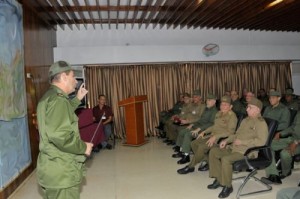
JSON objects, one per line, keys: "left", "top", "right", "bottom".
{"left": 0, "top": 1, "right": 56, "bottom": 199}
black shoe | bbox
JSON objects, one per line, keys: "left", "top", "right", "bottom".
{"left": 198, "top": 163, "right": 209, "bottom": 171}
{"left": 280, "top": 171, "right": 291, "bottom": 179}
{"left": 167, "top": 141, "right": 175, "bottom": 146}
{"left": 92, "top": 147, "right": 100, "bottom": 153}
{"left": 96, "top": 143, "right": 103, "bottom": 150}
{"left": 173, "top": 145, "right": 180, "bottom": 152}
{"left": 177, "top": 155, "right": 190, "bottom": 164}
{"left": 177, "top": 166, "right": 195, "bottom": 174}
{"left": 105, "top": 144, "right": 112, "bottom": 150}
{"left": 218, "top": 186, "right": 233, "bottom": 198}
{"left": 261, "top": 175, "right": 282, "bottom": 185}
{"left": 172, "top": 152, "right": 183, "bottom": 158}
{"left": 207, "top": 179, "right": 222, "bottom": 189}
{"left": 159, "top": 133, "right": 166, "bottom": 139}
{"left": 163, "top": 139, "right": 170, "bottom": 143}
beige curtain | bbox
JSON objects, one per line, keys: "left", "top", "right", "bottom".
{"left": 84, "top": 62, "right": 292, "bottom": 138}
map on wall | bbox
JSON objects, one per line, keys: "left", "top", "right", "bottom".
{"left": 0, "top": 0, "right": 31, "bottom": 190}
{"left": 0, "top": 0, "right": 26, "bottom": 121}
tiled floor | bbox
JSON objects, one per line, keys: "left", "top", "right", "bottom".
{"left": 8, "top": 137, "right": 300, "bottom": 199}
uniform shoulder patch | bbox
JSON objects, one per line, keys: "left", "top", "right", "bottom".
{"left": 57, "top": 93, "right": 64, "bottom": 97}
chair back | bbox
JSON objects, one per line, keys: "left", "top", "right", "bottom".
{"left": 289, "top": 109, "right": 298, "bottom": 126}
{"left": 264, "top": 117, "right": 278, "bottom": 146}
{"left": 257, "top": 117, "right": 278, "bottom": 164}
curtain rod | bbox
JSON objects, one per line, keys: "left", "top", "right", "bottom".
{"left": 83, "top": 60, "right": 293, "bottom": 67}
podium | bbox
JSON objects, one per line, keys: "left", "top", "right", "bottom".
{"left": 118, "top": 95, "right": 148, "bottom": 146}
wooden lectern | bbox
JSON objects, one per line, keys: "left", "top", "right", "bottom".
{"left": 118, "top": 95, "right": 148, "bottom": 146}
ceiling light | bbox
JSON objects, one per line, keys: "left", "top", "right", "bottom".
{"left": 266, "top": 0, "right": 284, "bottom": 8}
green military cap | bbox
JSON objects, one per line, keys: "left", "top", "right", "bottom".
{"left": 221, "top": 95, "right": 231, "bottom": 104}
{"left": 193, "top": 90, "right": 201, "bottom": 96}
{"left": 248, "top": 97, "right": 263, "bottom": 110}
{"left": 285, "top": 88, "right": 294, "bottom": 95}
{"left": 269, "top": 91, "right": 281, "bottom": 97}
{"left": 207, "top": 93, "right": 217, "bottom": 99}
{"left": 49, "top": 60, "right": 72, "bottom": 77}
{"left": 183, "top": 92, "right": 191, "bottom": 98}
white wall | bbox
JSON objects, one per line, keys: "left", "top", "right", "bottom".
{"left": 54, "top": 24, "right": 300, "bottom": 91}
{"left": 55, "top": 25, "right": 300, "bottom": 64}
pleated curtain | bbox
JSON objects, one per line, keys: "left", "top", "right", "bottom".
{"left": 84, "top": 62, "right": 292, "bottom": 138}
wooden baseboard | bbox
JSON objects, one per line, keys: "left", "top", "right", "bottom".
{"left": 0, "top": 163, "right": 34, "bottom": 199}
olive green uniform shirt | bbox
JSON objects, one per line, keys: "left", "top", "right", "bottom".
{"left": 280, "top": 111, "right": 300, "bottom": 141}
{"left": 284, "top": 100, "right": 299, "bottom": 111}
{"left": 180, "top": 102, "right": 205, "bottom": 123}
{"left": 232, "top": 99, "right": 246, "bottom": 116}
{"left": 263, "top": 103, "right": 290, "bottom": 131}
{"left": 37, "top": 85, "right": 87, "bottom": 189}
{"left": 193, "top": 106, "right": 218, "bottom": 131}
{"left": 226, "top": 116, "right": 268, "bottom": 157}
{"left": 204, "top": 110, "right": 237, "bottom": 140}
{"left": 170, "top": 101, "right": 184, "bottom": 115}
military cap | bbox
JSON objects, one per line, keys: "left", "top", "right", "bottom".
{"left": 285, "top": 88, "right": 294, "bottom": 95}
{"left": 193, "top": 90, "right": 201, "bottom": 96}
{"left": 221, "top": 95, "right": 231, "bottom": 104}
{"left": 183, "top": 92, "right": 191, "bottom": 98}
{"left": 207, "top": 93, "right": 217, "bottom": 100}
{"left": 248, "top": 97, "right": 263, "bottom": 110}
{"left": 269, "top": 91, "right": 281, "bottom": 97}
{"left": 49, "top": 60, "right": 72, "bottom": 77}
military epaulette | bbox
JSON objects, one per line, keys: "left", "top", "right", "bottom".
{"left": 57, "top": 93, "right": 64, "bottom": 97}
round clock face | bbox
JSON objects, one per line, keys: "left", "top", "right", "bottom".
{"left": 202, "top": 43, "right": 220, "bottom": 57}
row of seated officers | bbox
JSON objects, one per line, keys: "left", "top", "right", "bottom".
{"left": 156, "top": 89, "right": 300, "bottom": 198}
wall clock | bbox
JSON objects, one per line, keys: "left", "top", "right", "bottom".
{"left": 202, "top": 43, "right": 220, "bottom": 57}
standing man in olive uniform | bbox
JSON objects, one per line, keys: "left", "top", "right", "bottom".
{"left": 207, "top": 97, "right": 268, "bottom": 198}
{"left": 177, "top": 96, "right": 237, "bottom": 174}
{"left": 262, "top": 111, "right": 300, "bottom": 185}
{"left": 172, "top": 93, "right": 218, "bottom": 164}
{"left": 37, "top": 61, "right": 93, "bottom": 199}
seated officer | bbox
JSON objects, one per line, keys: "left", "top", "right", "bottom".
{"left": 230, "top": 90, "right": 246, "bottom": 116}
{"left": 156, "top": 93, "right": 184, "bottom": 137}
{"left": 165, "top": 90, "right": 205, "bottom": 145}
{"left": 258, "top": 88, "right": 270, "bottom": 108}
{"left": 261, "top": 111, "right": 300, "bottom": 185}
{"left": 263, "top": 91, "right": 290, "bottom": 132}
{"left": 207, "top": 97, "right": 268, "bottom": 198}
{"left": 164, "top": 93, "right": 192, "bottom": 144}
{"left": 177, "top": 96, "right": 237, "bottom": 174}
{"left": 172, "top": 93, "right": 218, "bottom": 164}
{"left": 283, "top": 88, "right": 299, "bottom": 111}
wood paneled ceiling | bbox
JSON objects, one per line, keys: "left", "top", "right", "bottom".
{"left": 19, "top": 0, "right": 300, "bottom": 32}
